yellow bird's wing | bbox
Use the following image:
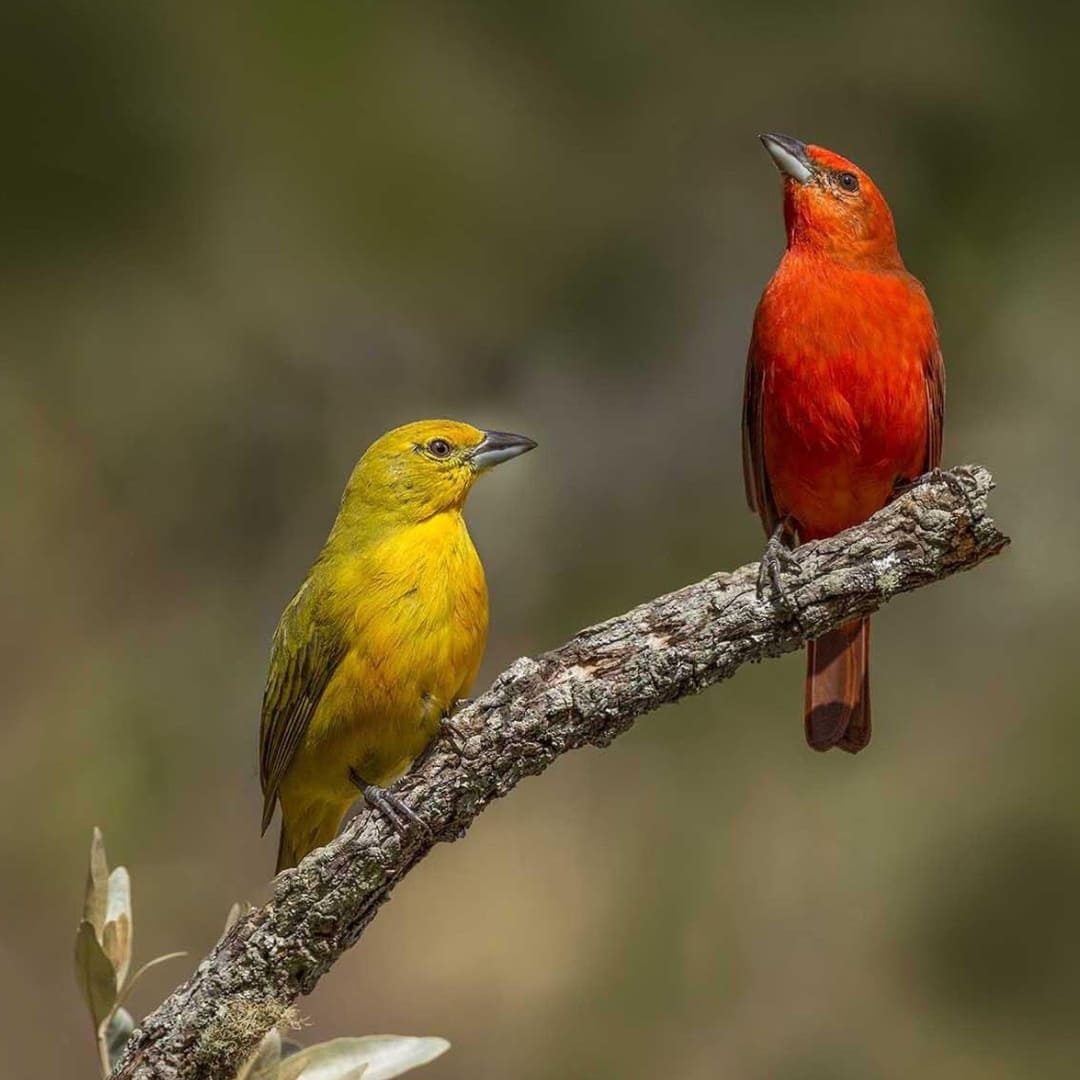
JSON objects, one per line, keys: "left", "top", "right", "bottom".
{"left": 259, "top": 580, "right": 348, "bottom": 834}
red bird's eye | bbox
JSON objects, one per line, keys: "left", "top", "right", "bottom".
{"left": 427, "top": 439, "right": 452, "bottom": 458}
{"left": 837, "top": 171, "right": 859, "bottom": 193}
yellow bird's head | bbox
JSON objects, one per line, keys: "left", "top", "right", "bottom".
{"left": 343, "top": 419, "right": 537, "bottom": 525}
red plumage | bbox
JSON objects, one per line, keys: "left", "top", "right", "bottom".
{"left": 744, "top": 135, "right": 944, "bottom": 752}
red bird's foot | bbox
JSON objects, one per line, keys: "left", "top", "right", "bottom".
{"left": 349, "top": 771, "right": 432, "bottom": 839}
{"left": 756, "top": 518, "right": 807, "bottom": 633}
{"left": 894, "top": 469, "right": 975, "bottom": 520}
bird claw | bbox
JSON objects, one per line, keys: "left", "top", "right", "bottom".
{"left": 439, "top": 699, "right": 475, "bottom": 755}
{"left": 440, "top": 715, "right": 468, "bottom": 755}
{"left": 756, "top": 518, "right": 807, "bottom": 635}
{"left": 894, "top": 468, "right": 976, "bottom": 521}
{"left": 349, "top": 770, "right": 432, "bottom": 840}
{"left": 756, "top": 534, "right": 800, "bottom": 599}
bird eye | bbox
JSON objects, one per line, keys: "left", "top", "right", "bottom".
{"left": 427, "top": 438, "right": 453, "bottom": 459}
{"left": 837, "top": 171, "right": 859, "bottom": 193}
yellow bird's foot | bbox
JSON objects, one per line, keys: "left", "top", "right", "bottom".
{"left": 440, "top": 716, "right": 468, "bottom": 755}
{"left": 350, "top": 770, "right": 431, "bottom": 839}
{"left": 440, "top": 698, "right": 474, "bottom": 754}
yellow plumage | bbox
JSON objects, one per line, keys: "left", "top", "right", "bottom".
{"left": 259, "top": 419, "right": 535, "bottom": 871}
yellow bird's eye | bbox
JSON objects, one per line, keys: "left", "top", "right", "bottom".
{"left": 427, "top": 438, "right": 453, "bottom": 459}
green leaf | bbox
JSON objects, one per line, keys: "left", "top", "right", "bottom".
{"left": 235, "top": 1029, "right": 282, "bottom": 1080}
{"left": 105, "top": 865, "right": 132, "bottom": 924}
{"left": 83, "top": 828, "right": 109, "bottom": 938}
{"left": 103, "top": 867, "right": 133, "bottom": 985}
{"left": 74, "top": 919, "right": 117, "bottom": 1029}
{"left": 220, "top": 901, "right": 252, "bottom": 944}
{"left": 276, "top": 1048, "right": 366, "bottom": 1080}
{"left": 102, "top": 913, "right": 132, "bottom": 988}
{"left": 104, "top": 1006, "right": 135, "bottom": 1070}
{"left": 278, "top": 1036, "right": 450, "bottom": 1080}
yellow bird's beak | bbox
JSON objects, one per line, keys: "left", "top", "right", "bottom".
{"left": 468, "top": 430, "right": 537, "bottom": 471}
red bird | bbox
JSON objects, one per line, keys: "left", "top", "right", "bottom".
{"left": 743, "top": 133, "right": 944, "bottom": 753}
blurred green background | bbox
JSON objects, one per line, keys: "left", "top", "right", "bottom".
{"left": 3, "top": 1, "right": 1078, "bottom": 1076}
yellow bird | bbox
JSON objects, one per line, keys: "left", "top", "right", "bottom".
{"left": 260, "top": 419, "right": 536, "bottom": 872}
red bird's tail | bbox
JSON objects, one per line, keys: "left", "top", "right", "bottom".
{"left": 805, "top": 618, "right": 871, "bottom": 753}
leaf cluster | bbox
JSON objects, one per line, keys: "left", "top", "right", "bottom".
{"left": 75, "top": 830, "right": 449, "bottom": 1079}
{"left": 74, "top": 828, "right": 186, "bottom": 1075}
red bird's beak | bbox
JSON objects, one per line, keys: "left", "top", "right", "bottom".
{"left": 760, "top": 132, "right": 814, "bottom": 184}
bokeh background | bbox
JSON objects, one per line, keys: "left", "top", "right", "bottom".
{"left": 4, "top": 1, "right": 1079, "bottom": 1076}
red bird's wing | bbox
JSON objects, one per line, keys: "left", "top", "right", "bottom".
{"left": 742, "top": 342, "right": 781, "bottom": 534}
{"left": 924, "top": 339, "right": 945, "bottom": 471}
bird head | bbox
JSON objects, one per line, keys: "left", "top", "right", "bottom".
{"left": 344, "top": 419, "right": 537, "bottom": 525}
{"left": 759, "top": 133, "right": 901, "bottom": 267}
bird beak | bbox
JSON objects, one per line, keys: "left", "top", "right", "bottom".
{"left": 760, "top": 132, "right": 814, "bottom": 184}
{"left": 468, "top": 430, "right": 538, "bottom": 470}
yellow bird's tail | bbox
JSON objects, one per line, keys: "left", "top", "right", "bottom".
{"left": 275, "top": 799, "right": 350, "bottom": 873}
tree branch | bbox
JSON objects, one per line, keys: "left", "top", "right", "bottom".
{"left": 112, "top": 465, "right": 1008, "bottom": 1080}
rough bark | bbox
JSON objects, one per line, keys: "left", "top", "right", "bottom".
{"left": 112, "top": 465, "right": 1008, "bottom": 1080}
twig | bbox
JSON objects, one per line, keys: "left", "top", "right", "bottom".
{"left": 111, "top": 465, "right": 1008, "bottom": 1080}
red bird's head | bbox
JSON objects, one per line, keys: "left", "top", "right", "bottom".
{"left": 759, "top": 133, "right": 901, "bottom": 268}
